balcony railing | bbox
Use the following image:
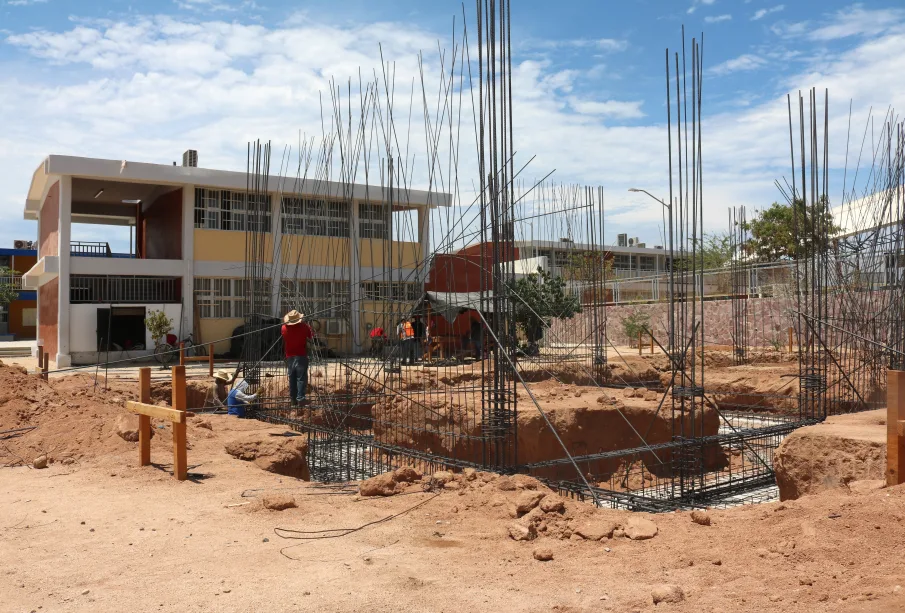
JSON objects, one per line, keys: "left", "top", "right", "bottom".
{"left": 0, "top": 276, "right": 23, "bottom": 290}
{"left": 70, "top": 275, "right": 180, "bottom": 304}
{"left": 71, "top": 241, "right": 112, "bottom": 258}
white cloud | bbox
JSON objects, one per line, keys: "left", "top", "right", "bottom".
{"left": 808, "top": 5, "right": 905, "bottom": 41}
{"left": 569, "top": 99, "right": 645, "bottom": 119}
{"left": 704, "top": 14, "right": 732, "bottom": 24}
{"left": 707, "top": 53, "right": 767, "bottom": 76}
{"left": 6, "top": 0, "right": 48, "bottom": 5}
{"left": 752, "top": 5, "right": 784, "bottom": 21}
{"left": 528, "top": 38, "right": 628, "bottom": 52}
{"left": 1, "top": 6, "right": 905, "bottom": 250}
{"left": 687, "top": 0, "right": 716, "bottom": 15}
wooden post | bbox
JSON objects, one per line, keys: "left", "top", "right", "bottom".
{"left": 138, "top": 367, "right": 151, "bottom": 466}
{"left": 887, "top": 369, "right": 905, "bottom": 486}
{"left": 638, "top": 330, "right": 642, "bottom": 355}
{"left": 37, "top": 346, "right": 43, "bottom": 369}
{"left": 208, "top": 343, "right": 214, "bottom": 377}
{"left": 179, "top": 342, "right": 185, "bottom": 367}
{"left": 788, "top": 326, "right": 794, "bottom": 354}
{"left": 171, "top": 365, "right": 188, "bottom": 481}
{"left": 42, "top": 353, "right": 48, "bottom": 381}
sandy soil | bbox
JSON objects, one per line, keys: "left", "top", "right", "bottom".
{"left": 2, "top": 361, "right": 905, "bottom": 612}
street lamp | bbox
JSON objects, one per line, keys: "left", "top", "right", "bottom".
{"left": 628, "top": 187, "right": 669, "bottom": 209}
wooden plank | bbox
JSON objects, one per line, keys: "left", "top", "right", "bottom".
{"left": 208, "top": 344, "right": 214, "bottom": 377}
{"left": 126, "top": 401, "right": 186, "bottom": 423}
{"left": 42, "top": 353, "right": 49, "bottom": 381}
{"left": 138, "top": 367, "right": 151, "bottom": 466}
{"left": 887, "top": 369, "right": 905, "bottom": 486}
{"left": 172, "top": 365, "right": 188, "bottom": 481}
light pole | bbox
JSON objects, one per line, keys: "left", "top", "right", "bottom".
{"left": 629, "top": 188, "right": 674, "bottom": 346}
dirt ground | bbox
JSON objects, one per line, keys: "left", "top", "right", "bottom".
{"left": 2, "top": 361, "right": 905, "bottom": 612}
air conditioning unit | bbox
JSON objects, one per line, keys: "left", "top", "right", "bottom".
{"left": 617, "top": 233, "right": 628, "bottom": 247}
{"left": 324, "top": 319, "right": 347, "bottom": 336}
{"left": 628, "top": 237, "right": 636, "bottom": 247}
{"left": 636, "top": 242, "right": 646, "bottom": 248}
{"left": 14, "top": 240, "right": 34, "bottom": 250}
{"left": 182, "top": 149, "right": 198, "bottom": 168}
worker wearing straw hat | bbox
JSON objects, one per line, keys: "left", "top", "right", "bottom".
{"left": 206, "top": 369, "right": 236, "bottom": 410}
{"left": 281, "top": 309, "right": 314, "bottom": 406}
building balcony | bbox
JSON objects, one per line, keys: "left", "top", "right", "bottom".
{"left": 0, "top": 275, "right": 24, "bottom": 291}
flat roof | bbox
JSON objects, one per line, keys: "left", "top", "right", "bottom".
{"left": 24, "top": 154, "right": 452, "bottom": 220}
{"left": 514, "top": 239, "right": 668, "bottom": 255}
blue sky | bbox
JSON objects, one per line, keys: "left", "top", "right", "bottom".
{"left": 1, "top": 0, "right": 904, "bottom": 252}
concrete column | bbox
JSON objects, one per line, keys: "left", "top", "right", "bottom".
{"left": 181, "top": 185, "right": 195, "bottom": 338}
{"left": 270, "top": 193, "right": 283, "bottom": 318}
{"left": 56, "top": 176, "right": 72, "bottom": 367}
{"left": 33, "top": 195, "right": 42, "bottom": 359}
{"left": 418, "top": 206, "right": 431, "bottom": 282}
{"left": 349, "top": 201, "right": 362, "bottom": 352}
{"left": 887, "top": 369, "right": 905, "bottom": 486}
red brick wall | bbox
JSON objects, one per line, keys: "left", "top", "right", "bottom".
{"left": 39, "top": 181, "right": 60, "bottom": 258}
{"left": 8, "top": 300, "right": 37, "bottom": 339}
{"left": 38, "top": 278, "right": 58, "bottom": 359}
{"left": 141, "top": 189, "right": 182, "bottom": 260}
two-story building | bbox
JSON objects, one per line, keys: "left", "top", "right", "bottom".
{"left": 22, "top": 153, "right": 446, "bottom": 366}
{"left": 0, "top": 244, "right": 38, "bottom": 340}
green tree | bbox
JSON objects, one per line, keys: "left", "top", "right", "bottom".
{"left": 0, "top": 267, "right": 21, "bottom": 307}
{"left": 508, "top": 268, "right": 582, "bottom": 343}
{"left": 620, "top": 309, "right": 651, "bottom": 347}
{"left": 144, "top": 309, "right": 174, "bottom": 345}
{"left": 745, "top": 197, "right": 839, "bottom": 262}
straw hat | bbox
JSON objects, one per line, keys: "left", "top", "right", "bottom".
{"left": 283, "top": 309, "right": 304, "bottom": 325}
{"left": 214, "top": 369, "right": 232, "bottom": 382}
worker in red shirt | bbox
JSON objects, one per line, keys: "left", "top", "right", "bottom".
{"left": 281, "top": 309, "right": 314, "bottom": 406}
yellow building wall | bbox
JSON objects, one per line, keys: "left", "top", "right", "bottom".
{"left": 280, "top": 235, "right": 350, "bottom": 268}
{"left": 194, "top": 229, "right": 273, "bottom": 263}
{"left": 359, "top": 240, "right": 422, "bottom": 268}
{"left": 199, "top": 318, "right": 244, "bottom": 355}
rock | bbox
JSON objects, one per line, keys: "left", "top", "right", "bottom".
{"left": 596, "top": 395, "right": 610, "bottom": 405}
{"left": 61, "top": 457, "right": 75, "bottom": 465}
{"left": 613, "top": 528, "right": 625, "bottom": 538}
{"left": 496, "top": 476, "right": 517, "bottom": 491}
{"left": 651, "top": 584, "right": 684, "bottom": 604}
{"left": 644, "top": 391, "right": 659, "bottom": 402}
{"left": 115, "top": 414, "right": 153, "bottom": 443}
{"left": 507, "top": 522, "right": 537, "bottom": 541}
{"left": 848, "top": 480, "right": 886, "bottom": 494}
{"left": 194, "top": 419, "right": 213, "bottom": 431}
{"left": 81, "top": 589, "right": 90, "bottom": 596}
{"left": 690, "top": 510, "right": 711, "bottom": 526}
{"left": 224, "top": 433, "right": 310, "bottom": 480}
{"left": 574, "top": 520, "right": 617, "bottom": 541}
{"left": 622, "top": 388, "right": 637, "bottom": 398}
{"left": 360, "top": 473, "right": 401, "bottom": 497}
{"left": 512, "top": 474, "right": 543, "bottom": 490}
{"left": 262, "top": 494, "right": 297, "bottom": 511}
{"left": 432, "top": 470, "right": 455, "bottom": 486}
{"left": 394, "top": 466, "right": 423, "bottom": 483}
{"left": 539, "top": 495, "right": 565, "bottom": 514}
{"left": 463, "top": 468, "right": 477, "bottom": 481}
{"left": 533, "top": 548, "right": 554, "bottom": 561}
{"left": 624, "top": 517, "right": 658, "bottom": 540}
{"left": 514, "top": 491, "right": 545, "bottom": 516}
{"left": 33, "top": 455, "right": 48, "bottom": 469}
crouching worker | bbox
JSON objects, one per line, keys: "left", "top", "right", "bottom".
{"left": 206, "top": 369, "right": 236, "bottom": 410}
{"left": 227, "top": 379, "right": 258, "bottom": 418}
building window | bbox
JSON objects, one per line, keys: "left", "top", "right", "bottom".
{"left": 280, "top": 279, "right": 351, "bottom": 318}
{"left": 279, "top": 197, "right": 350, "bottom": 238}
{"left": 22, "top": 308, "right": 36, "bottom": 327}
{"left": 194, "top": 277, "right": 271, "bottom": 318}
{"left": 360, "top": 203, "right": 389, "bottom": 239}
{"left": 360, "top": 281, "right": 421, "bottom": 302}
{"left": 613, "top": 254, "right": 631, "bottom": 269}
{"left": 194, "top": 188, "right": 272, "bottom": 232}
{"left": 639, "top": 256, "right": 656, "bottom": 271}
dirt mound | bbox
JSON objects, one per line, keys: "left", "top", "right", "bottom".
{"left": 774, "top": 410, "right": 887, "bottom": 500}
{"left": 224, "top": 431, "right": 310, "bottom": 480}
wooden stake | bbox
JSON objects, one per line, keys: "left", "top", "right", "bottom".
{"left": 179, "top": 342, "right": 186, "bottom": 367}
{"left": 887, "top": 369, "right": 905, "bottom": 486}
{"left": 788, "top": 327, "right": 794, "bottom": 354}
{"left": 638, "top": 330, "right": 642, "bottom": 355}
{"left": 208, "top": 343, "right": 214, "bottom": 377}
{"left": 138, "top": 367, "right": 151, "bottom": 467}
{"left": 42, "top": 353, "right": 48, "bottom": 381}
{"left": 37, "top": 346, "right": 43, "bottom": 369}
{"left": 171, "top": 365, "right": 188, "bottom": 481}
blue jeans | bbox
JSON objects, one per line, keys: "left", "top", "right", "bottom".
{"left": 287, "top": 355, "right": 309, "bottom": 402}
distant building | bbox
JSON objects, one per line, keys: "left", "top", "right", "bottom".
{"left": 0, "top": 245, "right": 37, "bottom": 340}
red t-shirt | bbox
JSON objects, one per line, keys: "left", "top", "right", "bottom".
{"left": 282, "top": 323, "right": 313, "bottom": 357}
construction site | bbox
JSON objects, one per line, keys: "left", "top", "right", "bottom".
{"left": 2, "top": 2, "right": 905, "bottom": 612}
